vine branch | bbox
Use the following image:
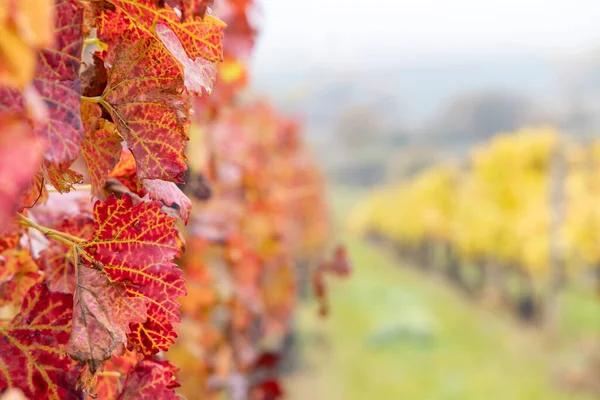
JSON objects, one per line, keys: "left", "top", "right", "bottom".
{"left": 16, "top": 213, "right": 85, "bottom": 246}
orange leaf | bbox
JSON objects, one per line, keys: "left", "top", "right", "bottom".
{"left": 0, "top": 250, "right": 43, "bottom": 307}
{"left": 0, "top": 0, "right": 54, "bottom": 88}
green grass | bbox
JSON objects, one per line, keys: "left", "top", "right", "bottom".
{"left": 284, "top": 186, "right": 597, "bottom": 400}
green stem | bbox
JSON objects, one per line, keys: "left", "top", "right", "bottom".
{"left": 16, "top": 214, "right": 85, "bottom": 245}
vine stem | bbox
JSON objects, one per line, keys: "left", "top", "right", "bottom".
{"left": 81, "top": 95, "right": 103, "bottom": 104}
{"left": 47, "top": 184, "right": 92, "bottom": 193}
{"left": 82, "top": 95, "right": 112, "bottom": 114}
{"left": 96, "top": 371, "right": 121, "bottom": 378}
{"left": 16, "top": 214, "right": 85, "bottom": 246}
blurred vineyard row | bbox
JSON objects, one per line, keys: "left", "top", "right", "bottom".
{"left": 350, "top": 126, "right": 600, "bottom": 324}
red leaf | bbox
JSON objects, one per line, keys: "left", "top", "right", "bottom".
{"left": 98, "top": 0, "right": 225, "bottom": 63}
{"left": 101, "top": 35, "right": 190, "bottom": 183}
{"left": 81, "top": 102, "right": 123, "bottom": 198}
{"left": 166, "top": 0, "right": 214, "bottom": 19}
{"left": 253, "top": 379, "right": 284, "bottom": 400}
{"left": 0, "top": 284, "right": 75, "bottom": 400}
{"left": 0, "top": 249, "right": 43, "bottom": 306}
{"left": 92, "top": 350, "right": 140, "bottom": 400}
{"left": 67, "top": 266, "right": 147, "bottom": 373}
{"left": 78, "top": 195, "right": 186, "bottom": 355}
{"left": 108, "top": 149, "right": 143, "bottom": 194}
{"left": 0, "top": 0, "right": 84, "bottom": 191}
{"left": 145, "top": 179, "right": 192, "bottom": 223}
{"left": 0, "top": 115, "right": 45, "bottom": 233}
{"left": 38, "top": 214, "right": 95, "bottom": 293}
{"left": 116, "top": 358, "right": 180, "bottom": 400}
{"left": 156, "top": 23, "right": 217, "bottom": 95}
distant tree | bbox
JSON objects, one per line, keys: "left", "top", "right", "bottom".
{"left": 422, "top": 91, "right": 534, "bottom": 143}
{"left": 334, "top": 105, "right": 383, "bottom": 150}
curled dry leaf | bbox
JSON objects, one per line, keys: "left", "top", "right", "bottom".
{"left": 67, "top": 265, "right": 147, "bottom": 374}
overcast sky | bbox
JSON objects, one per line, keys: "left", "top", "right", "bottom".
{"left": 251, "top": 0, "right": 600, "bottom": 74}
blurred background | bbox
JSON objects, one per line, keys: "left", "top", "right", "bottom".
{"left": 248, "top": 1, "right": 600, "bottom": 399}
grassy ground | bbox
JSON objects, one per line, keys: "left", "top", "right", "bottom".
{"left": 284, "top": 186, "right": 598, "bottom": 400}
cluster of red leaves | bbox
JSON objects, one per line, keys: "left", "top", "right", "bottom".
{"left": 167, "top": 100, "right": 336, "bottom": 399}
{"left": 0, "top": 0, "right": 342, "bottom": 399}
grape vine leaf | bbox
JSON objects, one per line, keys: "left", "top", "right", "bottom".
{"left": 0, "top": 249, "right": 43, "bottom": 306}
{"left": 0, "top": 284, "right": 75, "bottom": 400}
{"left": 116, "top": 358, "right": 180, "bottom": 400}
{"left": 144, "top": 179, "right": 192, "bottom": 223}
{"left": 155, "top": 23, "right": 217, "bottom": 95}
{"left": 166, "top": 0, "right": 214, "bottom": 19}
{"left": 81, "top": 102, "right": 123, "bottom": 197}
{"left": 77, "top": 195, "right": 186, "bottom": 355}
{"left": 109, "top": 150, "right": 192, "bottom": 222}
{"left": 108, "top": 149, "right": 142, "bottom": 193}
{"left": 38, "top": 214, "right": 95, "bottom": 293}
{"left": 100, "top": 34, "right": 190, "bottom": 183}
{"left": 67, "top": 265, "right": 147, "bottom": 373}
{"left": 97, "top": 0, "right": 225, "bottom": 63}
{"left": 0, "top": 115, "right": 45, "bottom": 233}
{"left": 0, "top": 0, "right": 84, "bottom": 192}
{"left": 0, "top": 0, "right": 54, "bottom": 88}
{"left": 91, "top": 350, "right": 140, "bottom": 400}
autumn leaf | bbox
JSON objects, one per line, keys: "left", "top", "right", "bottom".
{"left": 97, "top": 0, "right": 225, "bottom": 63}
{"left": 0, "top": 0, "right": 54, "bottom": 88}
{"left": 99, "top": 34, "right": 190, "bottom": 183}
{"left": 117, "top": 358, "right": 180, "bottom": 400}
{"left": 156, "top": 23, "right": 217, "bottom": 95}
{"left": 0, "top": 250, "right": 43, "bottom": 307}
{"left": 0, "top": 115, "right": 45, "bottom": 233}
{"left": 0, "top": 0, "right": 84, "bottom": 192}
{"left": 92, "top": 350, "right": 140, "bottom": 400}
{"left": 0, "top": 284, "right": 75, "bottom": 400}
{"left": 108, "top": 149, "right": 142, "bottom": 194}
{"left": 81, "top": 102, "right": 123, "bottom": 197}
{"left": 108, "top": 150, "right": 192, "bottom": 222}
{"left": 67, "top": 265, "right": 147, "bottom": 373}
{"left": 38, "top": 214, "right": 95, "bottom": 293}
{"left": 166, "top": 0, "right": 214, "bottom": 20}
{"left": 145, "top": 179, "right": 192, "bottom": 223}
{"left": 78, "top": 195, "right": 186, "bottom": 354}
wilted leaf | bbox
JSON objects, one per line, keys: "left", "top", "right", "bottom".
{"left": 117, "top": 358, "right": 180, "bottom": 400}
{"left": 67, "top": 266, "right": 147, "bottom": 373}
{"left": 0, "top": 284, "right": 75, "bottom": 399}
{"left": 78, "top": 195, "right": 186, "bottom": 354}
